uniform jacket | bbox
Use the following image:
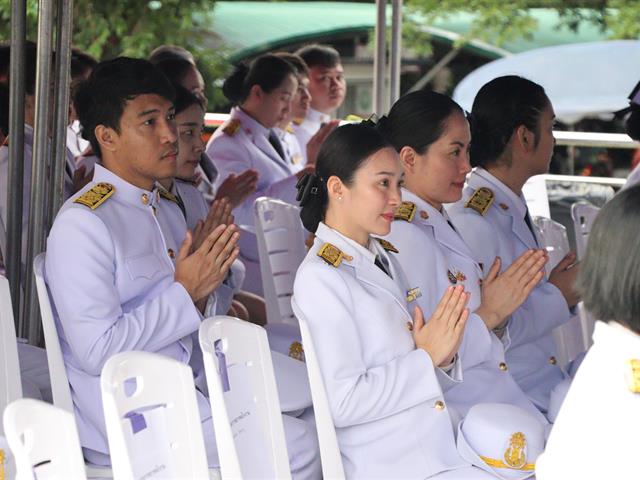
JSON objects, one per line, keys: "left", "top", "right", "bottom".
{"left": 293, "top": 222, "right": 471, "bottom": 479}
{"left": 386, "top": 189, "right": 547, "bottom": 424}
{"left": 447, "top": 168, "right": 568, "bottom": 413}
{"left": 275, "top": 125, "right": 305, "bottom": 173}
{"left": 290, "top": 108, "right": 329, "bottom": 165}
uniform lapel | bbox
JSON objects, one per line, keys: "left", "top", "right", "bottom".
{"left": 252, "top": 131, "right": 292, "bottom": 174}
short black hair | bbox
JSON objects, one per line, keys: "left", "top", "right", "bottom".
{"left": 275, "top": 52, "right": 309, "bottom": 78}
{"left": 71, "top": 48, "right": 98, "bottom": 81}
{"left": 469, "top": 75, "right": 549, "bottom": 168}
{"left": 577, "top": 185, "right": 640, "bottom": 334}
{"left": 1, "top": 42, "right": 38, "bottom": 95}
{"left": 295, "top": 44, "right": 341, "bottom": 69}
{"left": 149, "top": 45, "right": 195, "bottom": 66}
{"left": 173, "top": 83, "right": 203, "bottom": 116}
{"left": 73, "top": 57, "right": 175, "bottom": 158}
{"left": 153, "top": 57, "right": 196, "bottom": 89}
{"left": 222, "top": 53, "right": 296, "bottom": 105}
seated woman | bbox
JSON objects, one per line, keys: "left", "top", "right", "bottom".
{"left": 206, "top": 54, "right": 314, "bottom": 295}
{"left": 535, "top": 185, "right": 640, "bottom": 479}
{"left": 292, "top": 122, "right": 496, "bottom": 479}
{"left": 379, "top": 91, "right": 548, "bottom": 424}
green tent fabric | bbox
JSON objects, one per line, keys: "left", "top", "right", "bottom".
{"left": 195, "top": 3, "right": 613, "bottom": 63}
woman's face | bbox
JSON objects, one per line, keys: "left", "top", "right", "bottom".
{"left": 529, "top": 101, "right": 556, "bottom": 175}
{"left": 291, "top": 75, "right": 311, "bottom": 120}
{"left": 256, "top": 74, "right": 297, "bottom": 128}
{"left": 181, "top": 65, "right": 208, "bottom": 108}
{"left": 338, "top": 146, "right": 404, "bottom": 240}
{"left": 404, "top": 112, "right": 471, "bottom": 209}
{"left": 176, "top": 102, "right": 205, "bottom": 181}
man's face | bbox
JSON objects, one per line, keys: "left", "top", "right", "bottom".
{"left": 108, "top": 93, "right": 178, "bottom": 189}
{"left": 307, "top": 63, "right": 346, "bottom": 114}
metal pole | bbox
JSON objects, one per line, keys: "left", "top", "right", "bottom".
{"left": 372, "top": 0, "right": 387, "bottom": 115}
{"left": 389, "top": 0, "right": 402, "bottom": 105}
{"left": 48, "top": 0, "right": 74, "bottom": 229}
{"left": 6, "top": 0, "right": 27, "bottom": 327}
{"left": 23, "top": 0, "right": 55, "bottom": 343}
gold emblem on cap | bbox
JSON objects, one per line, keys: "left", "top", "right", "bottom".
{"left": 394, "top": 201, "right": 416, "bottom": 222}
{"left": 626, "top": 359, "right": 640, "bottom": 393}
{"left": 376, "top": 238, "right": 399, "bottom": 253}
{"left": 465, "top": 187, "right": 494, "bottom": 216}
{"left": 289, "top": 341, "right": 305, "bottom": 362}
{"left": 222, "top": 118, "right": 241, "bottom": 136}
{"left": 480, "top": 432, "right": 535, "bottom": 471}
{"left": 317, "top": 243, "right": 353, "bottom": 267}
{"left": 74, "top": 182, "right": 115, "bottom": 210}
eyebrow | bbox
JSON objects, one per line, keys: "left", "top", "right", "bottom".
{"left": 449, "top": 141, "right": 465, "bottom": 147}
{"left": 179, "top": 121, "right": 200, "bottom": 127}
{"left": 375, "top": 171, "right": 397, "bottom": 176}
{"left": 138, "top": 108, "right": 160, "bottom": 117}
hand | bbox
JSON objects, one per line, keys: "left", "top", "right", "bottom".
{"left": 192, "top": 198, "right": 234, "bottom": 253}
{"left": 174, "top": 224, "right": 240, "bottom": 302}
{"left": 549, "top": 252, "right": 580, "bottom": 308}
{"left": 475, "top": 250, "right": 547, "bottom": 330}
{"left": 413, "top": 285, "right": 469, "bottom": 367}
{"left": 215, "top": 169, "right": 258, "bottom": 209}
{"left": 72, "top": 165, "right": 93, "bottom": 194}
{"left": 306, "top": 120, "right": 339, "bottom": 167}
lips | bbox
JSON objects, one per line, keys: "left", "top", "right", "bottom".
{"left": 163, "top": 149, "right": 178, "bottom": 159}
{"left": 381, "top": 213, "right": 394, "bottom": 222}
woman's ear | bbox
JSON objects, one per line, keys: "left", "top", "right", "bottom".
{"left": 95, "top": 125, "right": 118, "bottom": 155}
{"left": 249, "top": 84, "right": 263, "bottom": 101}
{"left": 326, "top": 175, "right": 344, "bottom": 201}
{"left": 515, "top": 124, "right": 535, "bottom": 153}
{"left": 399, "top": 146, "right": 417, "bottom": 173}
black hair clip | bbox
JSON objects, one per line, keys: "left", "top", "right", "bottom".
{"left": 296, "top": 173, "right": 324, "bottom": 206}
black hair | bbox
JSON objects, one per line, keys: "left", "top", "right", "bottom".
{"left": 577, "top": 185, "right": 640, "bottom": 334}
{"left": 0, "top": 83, "right": 8, "bottom": 137}
{"left": 295, "top": 44, "right": 341, "bottom": 69}
{"left": 149, "top": 45, "right": 195, "bottom": 66}
{"left": 0, "top": 42, "right": 38, "bottom": 94}
{"left": 275, "top": 52, "right": 309, "bottom": 78}
{"left": 222, "top": 53, "right": 296, "bottom": 105}
{"left": 0, "top": 44, "right": 9, "bottom": 82}
{"left": 173, "top": 84, "right": 203, "bottom": 116}
{"left": 70, "top": 48, "right": 98, "bottom": 81}
{"left": 73, "top": 57, "right": 175, "bottom": 158}
{"left": 379, "top": 90, "right": 464, "bottom": 154}
{"left": 469, "top": 75, "right": 550, "bottom": 168}
{"left": 297, "top": 122, "right": 392, "bottom": 232}
{"left": 625, "top": 107, "right": 640, "bottom": 142}
{"left": 153, "top": 57, "right": 197, "bottom": 88}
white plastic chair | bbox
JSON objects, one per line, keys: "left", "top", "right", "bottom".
{"left": 291, "top": 298, "right": 345, "bottom": 479}
{"left": 533, "top": 217, "right": 585, "bottom": 366}
{"left": 3, "top": 398, "right": 87, "bottom": 480}
{"left": 33, "top": 253, "right": 112, "bottom": 479}
{"left": 0, "top": 275, "right": 23, "bottom": 434}
{"left": 199, "top": 316, "right": 291, "bottom": 480}
{"left": 254, "top": 197, "right": 307, "bottom": 326}
{"left": 100, "top": 351, "right": 211, "bottom": 480}
{"left": 571, "top": 202, "right": 601, "bottom": 348}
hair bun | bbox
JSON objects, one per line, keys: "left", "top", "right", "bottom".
{"left": 295, "top": 172, "right": 324, "bottom": 206}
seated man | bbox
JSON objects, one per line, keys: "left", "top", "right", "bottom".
{"left": 45, "top": 57, "right": 319, "bottom": 477}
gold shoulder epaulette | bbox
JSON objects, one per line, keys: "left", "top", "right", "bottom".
{"left": 626, "top": 359, "right": 640, "bottom": 393}
{"left": 159, "top": 188, "right": 178, "bottom": 204}
{"left": 344, "top": 114, "right": 364, "bottom": 122}
{"left": 317, "top": 243, "right": 352, "bottom": 267}
{"left": 394, "top": 201, "right": 416, "bottom": 222}
{"left": 465, "top": 187, "right": 494, "bottom": 216}
{"left": 289, "top": 341, "right": 304, "bottom": 362}
{"left": 74, "top": 182, "right": 114, "bottom": 210}
{"left": 292, "top": 117, "right": 304, "bottom": 126}
{"left": 286, "top": 124, "right": 295, "bottom": 134}
{"left": 222, "top": 119, "right": 241, "bottom": 136}
{"left": 377, "top": 238, "right": 399, "bottom": 254}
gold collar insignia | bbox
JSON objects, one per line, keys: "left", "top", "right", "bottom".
{"left": 465, "top": 187, "right": 494, "bottom": 216}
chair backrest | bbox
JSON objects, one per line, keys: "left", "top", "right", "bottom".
{"left": 32, "top": 253, "right": 74, "bottom": 413}
{"left": 100, "top": 351, "right": 209, "bottom": 480}
{"left": 199, "top": 316, "right": 291, "bottom": 479}
{"left": 291, "top": 298, "right": 345, "bottom": 479}
{"left": 0, "top": 275, "right": 22, "bottom": 434}
{"left": 570, "top": 201, "right": 600, "bottom": 260}
{"left": 254, "top": 197, "right": 307, "bottom": 326}
{"left": 3, "top": 398, "right": 87, "bottom": 480}
{"left": 533, "top": 216, "right": 585, "bottom": 365}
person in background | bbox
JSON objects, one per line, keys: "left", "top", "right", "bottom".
{"left": 292, "top": 44, "right": 346, "bottom": 163}
{"left": 535, "top": 185, "right": 640, "bottom": 479}
{"left": 448, "top": 76, "right": 580, "bottom": 418}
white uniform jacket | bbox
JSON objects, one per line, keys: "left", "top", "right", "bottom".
{"left": 275, "top": 125, "right": 305, "bottom": 173}
{"left": 45, "top": 165, "right": 212, "bottom": 454}
{"left": 447, "top": 168, "right": 568, "bottom": 413}
{"left": 386, "top": 190, "right": 547, "bottom": 424}
{"left": 205, "top": 107, "right": 299, "bottom": 294}
{"left": 293, "top": 222, "right": 474, "bottom": 479}
{"left": 290, "top": 108, "right": 329, "bottom": 165}
{"left": 536, "top": 321, "right": 640, "bottom": 479}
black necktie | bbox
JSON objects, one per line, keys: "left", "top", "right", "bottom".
{"left": 268, "top": 131, "right": 286, "bottom": 160}
{"left": 375, "top": 255, "right": 391, "bottom": 277}
{"left": 175, "top": 191, "right": 187, "bottom": 219}
{"left": 447, "top": 219, "right": 457, "bottom": 232}
{"left": 524, "top": 210, "right": 538, "bottom": 245}
{"left": 199, "top": 152, "right": 217, "bottom": 182}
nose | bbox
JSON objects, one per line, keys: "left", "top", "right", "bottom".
{"left": 194, "top": 133, "right": 205, "bottom": 154}
{"left": 389, "top": 183, "right": 402, "bottom": 207}
{"left": 461, "top": 149, "right": 472, "bottom": 175}
{"left": 162, "top": 116, "right": 178, "bottom": 144}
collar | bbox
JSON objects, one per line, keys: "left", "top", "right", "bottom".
{"left": 305, "top": 108, "right": 331, "bottom": 125}
{"left": 316, "top": 222, "right": 380, "bottom": 266}
{"left": 233, "top": 106, "right": 270, "bottom": 139}
{"left": 273, "top": 126, "right": 287, "bottom": 140}
{"left": 92, "top": 164, "right": 160, "bottom": 210}
{"left": 472, "top": 167, "right": 528, "bottom": 219}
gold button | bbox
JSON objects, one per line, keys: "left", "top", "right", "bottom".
{"left": 141, "top": 193, "right": 149, "bottom": 205}
{"left": 167, "top": 248, "right": 175, "bottom": 259}
{"left": 434, "top": 400, "right": 445, "bottom": 410}
{"left": 549, "top": 356, "right": 557, "bottom": 365}
{"left": 499, "top": 362, "right": 508, "bottom": 371}
{"left": 420, "top": 210, "right": 429, "bottom": 219}
{"left": 406, "top": 322, "right": 413, "bottom": 332}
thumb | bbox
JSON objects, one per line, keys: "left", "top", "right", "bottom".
{"left": 484, "top": 256, "right": 501, "bottom": 283}
{"left": 177, "top": 230, "right": 193, "bottom": 262}
{"left": 553, "top": 251, "right": 576, "bottom": 272}
{"left": 413, "top": 306, "right": 425, "bottom": 331}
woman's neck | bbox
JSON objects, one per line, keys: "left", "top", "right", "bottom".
{"left": 485, "top": 163, "right": 528, "bottom": 197}
{"left": 405, "top": 182, "right": 442, "bottom": 212}
{"left": 324, "top": 211, "right": 369, "bottom": 248}
{"left": 158, "top": 177, "right": 173, "bottom": 191}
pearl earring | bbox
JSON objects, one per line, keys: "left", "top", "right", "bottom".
{"left": 338, "top": 196, "right": 342, "bottom": 200}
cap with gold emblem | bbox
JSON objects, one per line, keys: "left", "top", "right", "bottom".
{"left": 74, "top": 183, "right": 115, "bottom": 210}
{"left": 465, "top": 187, "right": 495, "bottom": 216}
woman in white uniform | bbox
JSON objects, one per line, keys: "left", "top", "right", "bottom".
{"left": 206, "top": 54, "right": 313, "bottom": 294}
{"left": 292, "top": 122, "right": 496, "bottom": 479}
{"left": 379, "top": 91, "right": 549, "bottom": 424}
{"left": 447, "top": 76, "right": 580, "bottom": 416}
{"left": 536, "top": 185, "right": 640, "bottom": 479}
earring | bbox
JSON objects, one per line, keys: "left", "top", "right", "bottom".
{"left": 338, "top": 196, "right": 342, "bottom": 200}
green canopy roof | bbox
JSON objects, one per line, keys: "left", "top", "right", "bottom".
{"left": 196, "top": 3, "right": 614, "bottom": 63}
